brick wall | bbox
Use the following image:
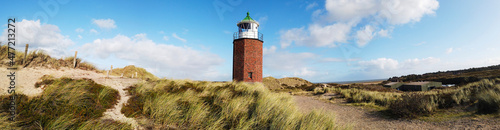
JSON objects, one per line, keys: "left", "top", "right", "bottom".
{"left": 233, "top": 38, "right": 263, "bottom": 82}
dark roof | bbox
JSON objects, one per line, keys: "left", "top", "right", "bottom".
{"left": 385, "top": 82, "right": 401, "bottom": 85}
{"left": 404, "top": 82, "right": 432, "bottom": 85}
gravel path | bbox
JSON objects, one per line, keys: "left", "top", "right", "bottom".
{"left": 294, "top": 95, "right": 447, "bottom": 130}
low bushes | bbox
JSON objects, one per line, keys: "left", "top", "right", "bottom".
{"left": 389, "top": 93, "right": 438, "bottom": 118}
{"left": 321, "top": 79, "right": 500, "bottom": 119}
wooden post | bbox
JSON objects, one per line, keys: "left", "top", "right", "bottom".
{"left": 107, "top": 70, "right": 109, "bottom": 78}
{"left": 24, "top": 44, "right": 28, "bottom": 65}
{"left": 73, "top": 51, "right": 78, "bottom": 68}
{"left": 110, "top": 65, "right": 113, "bottom": 75}
{"left": 131, "top": 74, "right": 134, "bottom": 79}
{"left": 135, "top": 72, "right": 138, "bottom": 78}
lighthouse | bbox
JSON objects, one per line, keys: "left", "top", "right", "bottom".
{"left": 233, "top": 12, "right": 263, "bottom": 82}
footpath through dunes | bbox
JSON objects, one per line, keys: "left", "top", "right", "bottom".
{"left": 293, "top": 95, "right": 446, "bottom": 130}
{"left": 0, "top": 67, "right": 143, "bottom": 129}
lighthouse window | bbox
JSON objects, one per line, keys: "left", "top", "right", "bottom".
{"left": 248, "top": 72, "right": 253, "bottom": 79}
{"left": 239, "top": 23, "right": 251, "bottom": 29}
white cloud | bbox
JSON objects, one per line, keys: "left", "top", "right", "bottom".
{"left": 306, "top": 2, "right": 319, "bottom": 10}
{"left": 172, "top": 33, "right": 186, "bottom": 43}
{"left": 356, "top": 25, "right": 375, "bottom": 47}
{"left": 223, "top": 30, "right": 232, "bottom": 34}
{"left": 377, "top": 28, "right": 390, "bottom": 37}
{"left": 359, "top": 58, "right": 399, "bottom": 71}
{"left": 324, "top": 0, "right": 439, "bottom": 24}
{"left": 321, "top": 58, "right": 343, "bottom": 62}
{"left": 321, "top": 57, "right": 359, "bottom": 62}
{"left": 90, "top": 29, "right": 99, "bottom": 34}
{"left": 0, "top": 19, "right": 74, "bottom": 57}
{"left": 80, "top": 34, "right": 224, "bottom": 80}
{"left": 280, "top": 22, "right": 352, "bottom": 48}
{"left": 264, "top": 51, "right": 316, "bottom": 71}
{"left": 264, "top": 51, "right": 322, "bottom": 79}
{"left": 75, "top": 28, "right": 84, "bottom": 33}
{"left": 163, "top": 36, "right": 169, "bottom": 41}
{"left": 78, "top": 35, "right": 82, "bottom": 39}
{"left": 446, "top": 48, "right": 453, "bottom": 54}
{"left": 414, "top": 41, "right": 426, "bottom": 46}
{"left": 358, "top": 57, "right": 440, "bottom": 72}
{"left": 159, "top": 31, "right": 165, "bottom": 34}
{"left": 263, "top": 45, "right": 277, "bottom": 55}
{"left": 402, "top": 57, "right": 440, "bottom": 70}
{"left": 294, "top": 67, "right": 317, "bottom": 77}
{"left": 92, "top": 19, "right": 116, "bottom": 29}
{"left": 280, "top": 0, "right": 439, "bottom": 48}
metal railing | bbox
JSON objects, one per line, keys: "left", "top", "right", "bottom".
{"left": 233, "top": 31, "right": 263, "bottom": 41}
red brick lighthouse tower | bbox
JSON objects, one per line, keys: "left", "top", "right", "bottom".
{"left": 233, "top": 12, "right": 263, "bottom": 82}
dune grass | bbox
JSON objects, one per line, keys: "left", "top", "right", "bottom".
{"left": 299, "top": 78, "right": 500, "bottom": 119}
{"left": 109, "top": 65, "right": 158, "bottom": 80}
{"left": 263, "top": 76, "right": 314, "bottom": 90}
{"left": 0, "top": 44, "right": 99, "bottom": 71}
{"left": 0, "top": 77, "right": 131, "bottom": 129}
{"left": 122, "top": 79, "right": 340, "bottom": 129}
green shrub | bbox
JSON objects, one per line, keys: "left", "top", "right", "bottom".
{"left": 389, "top": 93, "right": 438, "bottom": 118}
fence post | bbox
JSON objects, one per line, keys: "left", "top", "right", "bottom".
{"left": 110, "top": 65, "right": 113, "bottom": 75}
{"left": 24, "top": 44, "right": 28, "bottom": 65}
{"left": 136, "top": 72, "right": 138, "bottom": 78}
{"left": 73, "top": 51, "right": 78, "bottom": 68}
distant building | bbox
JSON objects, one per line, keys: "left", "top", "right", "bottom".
{"left": 383, "top": 82, "right": 403, "bottom": 89}
{"left": 384, "top": 81, "right": 442, "bottom": 91}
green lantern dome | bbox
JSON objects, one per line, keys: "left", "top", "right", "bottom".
{"left": 242, "top": 12, "right": 254, "bottom": 21}
{"left": 237, "top": 12, "right": 259, "bottom": 26}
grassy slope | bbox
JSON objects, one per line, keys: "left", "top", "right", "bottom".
{"left": 312, "top": 79, "right": 500, "bottom": 119}
{"left": 389, "top": 64, "right": 500, "bottom": 85}
{"left": 122, "top": 80, "right": 340, "bottom": 129}
{"left": 0, "top": 77, "right": 131, "bottom": 129}
{"left": 109, "top": 65, "right": 158, "bottom": 80}
{"left": 0, "top": 44, "right": 98, "bottom": 71}
{"left": 263, "top": 77, "right": 314, "bottom": 90}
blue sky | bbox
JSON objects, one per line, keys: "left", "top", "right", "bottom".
{"left": 2, "top": 0, "right": 500, "bottom": 82}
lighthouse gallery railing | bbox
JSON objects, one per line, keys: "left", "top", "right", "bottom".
{"left": 233, "top": 32, "right": 263, "bottom": 41}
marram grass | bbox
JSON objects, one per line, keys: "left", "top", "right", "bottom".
{"left": 122, "top": 79, "right": 341, "bottom": 129}
{"left": 0, "top": 77, "right": 132, "bottom": 130}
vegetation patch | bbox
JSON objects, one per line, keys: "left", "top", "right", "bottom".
{"left": 122, "top": 79, "right": 340, "bottom": 129}
{"left": 0, "top": 44, "right": 98, "bottom": 71}
{"left": 109, "top": 65, "right": 158, "bottom": 80}
{"left": 0, "top": 77, "right": 131, "bottom": 129}
{"left": 263, "top": 77, "right": 315, "bottom": 90}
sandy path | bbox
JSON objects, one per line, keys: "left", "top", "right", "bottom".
{"left": 0, "top": 67, "right": 142, "bottom": 129}
{"left": 94, "top": 78, "right": 142, "bottom": 130}
{"left": 294, "top": 95, "right": 447, "bottom": 130}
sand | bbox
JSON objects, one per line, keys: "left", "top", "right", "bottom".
{"left": 0, "top": 67, "right": 143, "bottom": 129}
